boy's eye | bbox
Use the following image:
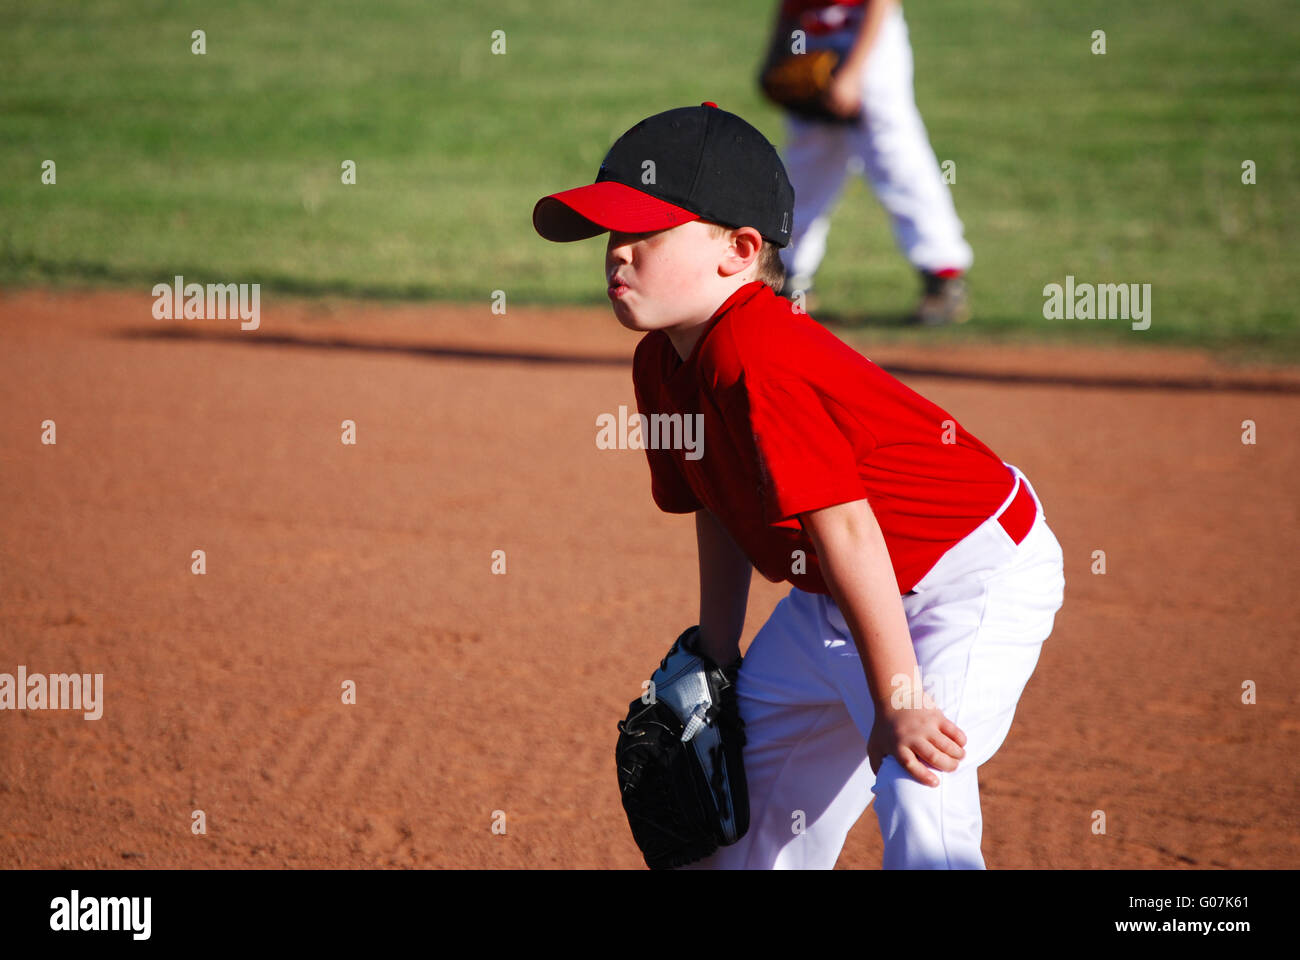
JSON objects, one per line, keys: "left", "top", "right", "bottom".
{"left": 611, "top": 228, "right": 659, "bottom": 245}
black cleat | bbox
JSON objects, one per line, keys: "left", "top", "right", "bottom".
{"left": 913, "top": 271, "right": 970, "bottom": 326}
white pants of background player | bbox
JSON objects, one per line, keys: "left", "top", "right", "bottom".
{"left": 781, "top": 4, "right": 973, "bottom": 285}
{"left": 682, "top": 464, "right": 1064, "bottom": 869}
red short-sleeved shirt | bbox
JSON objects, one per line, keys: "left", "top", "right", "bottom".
{"left": 780, "top": 0, "right": 864, "bottom": 20}
{"left": 632, "top": 280, "right": 1016, "bottom": 595}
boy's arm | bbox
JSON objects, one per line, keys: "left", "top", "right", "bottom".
{"left": 694, "top": 508, "right": 753, "bottom": 667}
{"left": 823, "top": 0, "right": 897, "bottom": 118}
{"left": 800, "top": 497, "right": 967, "bottom": 787}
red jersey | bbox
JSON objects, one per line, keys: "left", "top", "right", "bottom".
{"left": 632, "top": 280, "right": 1016, "bottom": 595}
{"left": 781, "top": 0, "right": 864, "bottom": 16}
{"left": 779, "top": 0, "right": 864, "bottom": 37}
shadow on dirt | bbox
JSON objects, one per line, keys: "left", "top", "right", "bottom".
{"left": 116, "top": 326, "right": 1300, "bottom": 394}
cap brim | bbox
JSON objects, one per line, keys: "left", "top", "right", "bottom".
{"left": 532, "top": 181, "right": 699, "bottom": 242}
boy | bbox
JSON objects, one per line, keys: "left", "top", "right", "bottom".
{"left": 762, "top": 0, "right": 973, "bottom": 323}
{"left": 533, "top": 103, "right": 1064, "bottom": 869}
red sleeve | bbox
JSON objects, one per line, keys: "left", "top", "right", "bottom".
{"left": 744, "top": 376, "right": 870, "bottom": 523}
{"left": 644, "top": 448, "right": 702, "bottom": 514}
{"left": 633, "top": 338, "right": 702, "bottom": 515}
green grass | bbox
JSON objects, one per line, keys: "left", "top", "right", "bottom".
{"left": 2, "top": 0, "right": 1297, "bottom": 356}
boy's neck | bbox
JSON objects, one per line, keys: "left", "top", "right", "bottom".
{"left": 666, "top": 278, "right": 760, "bottom": 361}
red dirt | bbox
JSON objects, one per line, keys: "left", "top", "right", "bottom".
{"left": 1, "top": 286, "right": 1297, "bottom": 869}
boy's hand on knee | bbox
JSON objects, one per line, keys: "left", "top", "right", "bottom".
{"left": 868, "top": 695, "right": 967, "bottom": 788}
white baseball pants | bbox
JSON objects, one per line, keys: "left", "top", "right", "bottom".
{"left": 780, "top": 4, "right": 973, "bottom": 283}
{"left": 681, "top": 464, "right": 1065, "bottom": 869}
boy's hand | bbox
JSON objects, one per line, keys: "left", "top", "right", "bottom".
{"left": 867, "top": 693, "right": 967, "bottom": 787}
{"left": 821, "top": 68, "right": 864, "bottom": 119}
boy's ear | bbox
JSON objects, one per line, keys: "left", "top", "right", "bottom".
{"left": 718, "top": 226, "right": 763, "bottom": 278}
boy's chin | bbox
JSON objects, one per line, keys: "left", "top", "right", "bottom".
{"left": 610, "top": 302, "right": 650, "bottom": 332}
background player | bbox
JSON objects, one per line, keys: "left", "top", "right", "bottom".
{"left": 533, "top": 103, "right": 1064, "bottom": 868}
{"left": 766, "top": 0, "right": 973, "bottom": 324}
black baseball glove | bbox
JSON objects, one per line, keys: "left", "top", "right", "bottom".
{"left": 614, "top": 626, "right": 749, "bottom": 870}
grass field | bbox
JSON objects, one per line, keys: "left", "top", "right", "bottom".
{"left": 2, "top": 0, "right": 1297, "bottom": 355}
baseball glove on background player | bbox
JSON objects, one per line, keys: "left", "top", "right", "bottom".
{"left": 614, "top": 626, "right": 749, "bottom": 869}
{"left": 758, "top": 18, "right": 859, "bottom": 123}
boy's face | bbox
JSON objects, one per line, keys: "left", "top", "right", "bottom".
{"left": 605, "top": 220, "right": 738, "bottom": 336}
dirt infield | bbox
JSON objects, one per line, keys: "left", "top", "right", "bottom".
{"left": 1, "top": 287, "right": 1297, "bottom": 869}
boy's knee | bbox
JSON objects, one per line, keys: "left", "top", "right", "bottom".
{"left": 872, "top": 759, "right": 985, "bottom": 869}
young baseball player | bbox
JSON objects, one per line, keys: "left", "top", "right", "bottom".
{"left": 763, "top": 0, "right": 973, "bottom": 324}
{"left": 533, "top": 104, "right": 1064, "bottom": 869}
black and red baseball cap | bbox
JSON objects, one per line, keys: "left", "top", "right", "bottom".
{"left": 532, "top": 102, "right": 795, "bottom": 247}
